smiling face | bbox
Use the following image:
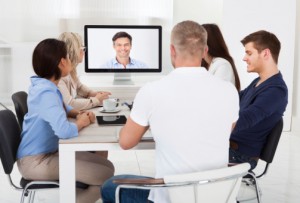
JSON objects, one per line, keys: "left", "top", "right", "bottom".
{"left": 113, "top": 37, "right": 132, "bottom": 60}
{"left": 243, "top": 42, "right": 264, "bottom": 73}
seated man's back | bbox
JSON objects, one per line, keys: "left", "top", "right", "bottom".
{"left": 101, "top": 20, "right": 240, "bottom": 203}
{"left": 133, "top": 68, "right": 239, "bottom": 178}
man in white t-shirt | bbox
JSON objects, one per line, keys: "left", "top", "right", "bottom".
{"left": 101, "top": 20, "right": 239, "bottom": 203}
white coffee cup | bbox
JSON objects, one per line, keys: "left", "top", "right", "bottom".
{"left": 103, "top": 98, "right": 119, "bottom": 111}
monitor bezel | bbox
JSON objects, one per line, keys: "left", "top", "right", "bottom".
{"left": 84, "top": 25, "right": 162, "bottom": 73}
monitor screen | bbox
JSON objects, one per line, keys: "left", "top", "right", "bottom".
{"left": 84, "top": 25, "right": 162, "bottom": 73}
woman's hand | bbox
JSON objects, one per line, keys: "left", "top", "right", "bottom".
{"left": 86, "top": 111, "right": 96, "bottom": 123}
{"left": 76, "top": 112, "right": 91, "bottom": 130}
{"left": 95, "top": 91, "right": 111, "bottom": 104}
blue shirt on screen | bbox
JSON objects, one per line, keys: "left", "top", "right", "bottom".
{"left": 101, "top": 57, "right": 149, "bottom": 69}
{"left": 17, "top": 76, "right": 78, "bottom": 159}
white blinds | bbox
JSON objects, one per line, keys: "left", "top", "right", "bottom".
{"left": 0, "top": 0, "right": 173, "bottom": 42}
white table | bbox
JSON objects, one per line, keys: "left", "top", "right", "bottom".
{"left": 59, "top": 106, "right": 155, "bottom": 203}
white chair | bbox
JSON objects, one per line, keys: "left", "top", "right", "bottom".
{"left": 114, "top": 163, "right": 250, "bottom": 203}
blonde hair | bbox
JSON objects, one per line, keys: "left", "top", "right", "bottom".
{"left": 171, "top": 20, "right": 207, "bottom": 57}
{"left": 58, "top": 32, "right": 83, "bottom": 81}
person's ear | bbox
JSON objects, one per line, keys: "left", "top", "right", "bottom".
{"left": 261, "top": 48, "right": 271, "bottom": 59}
{"left": 60, "top": 57, "right": 67, "bottom": 66}
{"left": 170, "top": 44, "right": 176, "bottom": 57}
{"left": 58, "top": 57, "right": 67, "bottom": 71}
{"left": 202, "top": 45, "right": 208, "bottom": 58}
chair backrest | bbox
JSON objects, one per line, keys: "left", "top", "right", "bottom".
{"left": 260, "top": 118, "right": 283, "bottom": 163}
{"left": 0, "top": 109, "right": 21, "bottom": 174}
{"left": 164, "top": 163, "right": 250, "bottom": 203}
{"left": 11, "top": 91, "right": 28, "bottom": 129}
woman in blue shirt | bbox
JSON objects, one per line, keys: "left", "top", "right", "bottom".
{"left": 16, "top": 38, "right": 115, "bottom": 203}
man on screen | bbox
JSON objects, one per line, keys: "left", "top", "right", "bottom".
{"left": 102, "top": 31, "right": 149, "bottom": 69}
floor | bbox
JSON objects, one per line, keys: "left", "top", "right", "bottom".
{"left": 0, "top": 104, "right": 299, "bottom": 203}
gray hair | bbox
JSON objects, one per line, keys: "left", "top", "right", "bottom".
{"left": 171, "top": 20, "right": 207, "bottom": 56}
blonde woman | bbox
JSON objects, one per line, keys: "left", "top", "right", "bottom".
{"left": 58, "top": 32, "right": 111, "bottom": 110}
{"left": 59, "top": 32, "right": 110, "bottom": 158}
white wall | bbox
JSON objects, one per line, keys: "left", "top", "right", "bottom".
{"left": 11, "top": 43, "right": 36, "bottom": 93}
{"left": 0, "top": 47, "right": 11, "bottom": 96}
{"left": 1, "top": 0, "right": 300, "bottom": 133}
{"left": 173, "top": 0, "right": 223, "bottom": 25}
{"left": 222, "top": 0, "right": 295, "bottom": 131}
{"left": 292, "top": 1, "right": 300, "bottom": 133}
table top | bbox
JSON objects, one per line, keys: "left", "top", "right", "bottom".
{"left": 59, "top": 105, "right": 153, "bottom": 145}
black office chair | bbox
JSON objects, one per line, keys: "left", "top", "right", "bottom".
{"left": 0, "top": 109, "right": 88, "bottom": 203}
{"left": 11, "top": 91, "right": 28, "bottom": 130}
{"left": 0, "top": 102, "right": 9, "bottom": 110}
{"left": 237, "top": 118, "right": 284, "bottom": 203}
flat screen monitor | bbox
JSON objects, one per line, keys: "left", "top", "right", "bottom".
{"left": 84, "top": 25, "right": 162, "bottom": 85}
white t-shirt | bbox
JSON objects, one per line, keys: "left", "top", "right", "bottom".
{"left": 208, "top": 57, "right": 235, "bottom": 86}
{"left": 130, "top": 67, "right": 239, "bottom": 202}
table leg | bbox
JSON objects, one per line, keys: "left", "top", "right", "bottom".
{"left": 59, "top": 145, "right": 76, "bottom": 202}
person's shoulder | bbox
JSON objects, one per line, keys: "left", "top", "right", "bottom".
{"left": 107, "top": 58, "right": 116, "bottom": 64}
{"left": 31, "top": 76, "right": 55, "bottom": 90}
{"left": 29, "top": 80, "right": 57, "bottom": 102}
{"left": 274, "top": 71, "right": 287, "bottom": 84}
{"left": 137, "top": 76, "right": 165, "bottom": 94}
{"left": 262, "top": 72, "right": 287, "bottom": 88}
{"left": 130, "top": 58, "right": 148, "bottom": 68}
{"left": 58, "top": 75, "right": 72, "bottom": 85}
{"left": 265, "top": 72, "right": 288, "bottom": 94}
{"left": 211, "top": 57, "right": 232, "bottom": 69}
{"left": 213, "top": 57, "right": 230, "bottom": 64}
{"left": 100, "top": 58, "right": 117, "bottom": 68}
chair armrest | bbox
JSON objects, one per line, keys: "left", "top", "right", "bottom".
{"left": 113, "top": 178, "right": 164, "bottom": 185}
{"left": 228, "top": 163, "right": 239, "bottom": 167}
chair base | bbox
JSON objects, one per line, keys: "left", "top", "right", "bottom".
{"left": 237, "top": 178, "right": 261, "bottom": 203}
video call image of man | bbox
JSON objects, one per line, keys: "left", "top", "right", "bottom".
{"left": 101, "top": 31, "right": 149, "bottom": 69}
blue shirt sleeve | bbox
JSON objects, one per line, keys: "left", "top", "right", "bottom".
{"left": 234, "top": 86, "right": 287, "bottom": 132}
{"left": 39, "top": 90, "right": 78, "bottom": 139}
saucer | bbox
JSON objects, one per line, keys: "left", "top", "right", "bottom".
{"left": 99, "top": 108, "right": 121, "bottom": 113}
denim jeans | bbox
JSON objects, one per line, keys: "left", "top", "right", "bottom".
{"left": 101, "top": 174, "right": 154, "bottom": 203}
{"left": 229, "top": 148, "right": 258, "bottom": 170}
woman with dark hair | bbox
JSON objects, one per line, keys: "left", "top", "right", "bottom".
{"left": 16, "top": 38, "right": 115, "bottom": 203}
{"left": 202, "top": 24, "right": 241, "bottom": 91}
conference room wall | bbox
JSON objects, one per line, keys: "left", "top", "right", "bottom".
{"left": 1, "top": 0, "right": 300, "bottom": 133}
